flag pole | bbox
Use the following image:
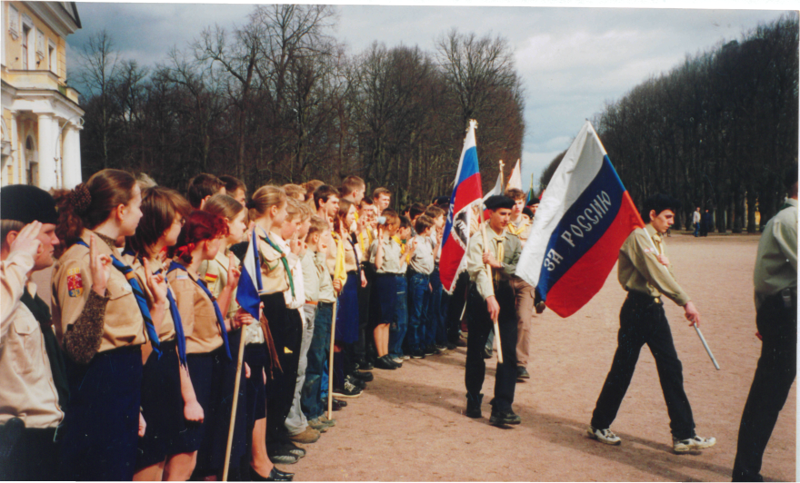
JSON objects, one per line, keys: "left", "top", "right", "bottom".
{"left": 222, "top": 328, "right": 248, "bottom": 481}
{"left": 478, "top": 206, "right": 503, "bottom": 364}
{"left": 498, "top": 160, "right": 505, "bottom": 193}
{"left": 327, "top": 297, "right": 338, "bottom": 420}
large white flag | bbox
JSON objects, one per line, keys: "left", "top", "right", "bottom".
{"left": 507, "top": 159, "right": 522, "bottom": 190}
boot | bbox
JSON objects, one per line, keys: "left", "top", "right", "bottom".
{"left": 465, "top": 393, "right": 483, "bottom": 419}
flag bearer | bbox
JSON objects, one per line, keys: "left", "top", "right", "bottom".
{"left": 586, "top": 193, "right": 716, "bottom": 454}
{"left": 463, "top": 195, "right": 522, "bottom": 426}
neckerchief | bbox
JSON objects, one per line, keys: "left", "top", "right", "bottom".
{"left": 259, "top": 233, "right": 295, "bottom": 298}
{"left": 506, "top": 219, "right": 527, "bottom": 236}
{"left": 391, "top": 235, "right": 405, "bottom": 254}
{"left": 75, "top": 239, "right": 161, "bottom": 357}
{"left": 168, "top": 261, "right": 231, "bottom": 361}
{"left": 19, "top": 288, "right": 70, "bottom": 409}
{"left": 332, "top": 233, "right": 347, "bottom": 285}
{"left": 348, "top": 234, "right": 361, "bottom": 278}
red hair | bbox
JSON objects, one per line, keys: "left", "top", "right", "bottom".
{"left": 167, "top": 210, "right": 228, "bottom": 264}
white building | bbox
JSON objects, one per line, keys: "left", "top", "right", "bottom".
{"left": 2, "top": 1, "right": 83, "bottom": 190}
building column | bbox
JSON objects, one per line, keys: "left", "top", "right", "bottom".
{"left": 62, "top": 122, "right": 82, "bottom": 189}
{"left": 37, "top": 113, "right": 56, "bottom": 190}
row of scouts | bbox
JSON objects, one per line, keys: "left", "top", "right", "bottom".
{"left": 0, "top": 164, "right": 795, "bottom": 482}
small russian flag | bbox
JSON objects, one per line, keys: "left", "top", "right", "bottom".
{"left": 236, "top": 228, "right": 263, "bottom": 320}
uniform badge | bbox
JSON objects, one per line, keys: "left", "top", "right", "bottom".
{"left": 204, "top": 273, "right": 218, "bottom": 286}
{"left": 67, "top": 267, "right": 83, "bottom": 297}
{"left": 176, "top": 273, "right": 189, "bottom": 280}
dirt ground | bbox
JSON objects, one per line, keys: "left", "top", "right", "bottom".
{"left": 291, "top": 234, "right": 796, "bottom": 482}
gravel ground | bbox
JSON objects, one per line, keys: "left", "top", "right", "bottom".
{"left": 290, "top": 234, "right": 796, "bottom": 482}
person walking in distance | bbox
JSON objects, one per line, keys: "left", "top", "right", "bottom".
{"left": 732, "top": 168, "right": 797, "bottom": 482}
{"left": 693, "top": 207, "right": 701, "bottom": 237}
{"left": 587, "top": 193, "right": 716, "bottom": 454}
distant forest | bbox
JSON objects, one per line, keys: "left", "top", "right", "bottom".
{"left": 540, "top": 14, "right": 798, "bottom": 232}
{"left": 74, "top": 5, "right": 524, "bottom": 208}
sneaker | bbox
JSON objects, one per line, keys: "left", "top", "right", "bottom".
{"left": 350, "top": 370, "right": 373, "bottom": 382}
{"left": 489, "top": 410, "right": 522, "bottom": 426}
{"left": 319, "top": 414, "right": 336, "bottom": 427}
{"left": 333, "top": 380, "right": 362, "bottom": 398}
{"left": 424, "top": 345, "right": 439, "bottom": 356}
{"left": 288, "top": 426, "right": 320, "bottom": 444}
{"left": 516, "top": 366, "right": 530, "bottom": 380}
{"left": 307, "top": 418, "right": 329, "bottom": 433}
{"left": 403, "top": 354, "right": 411, "bottom": 360}
{"left": 673, "top": 435, "right": 716, "bottom": 453}
{"left": 391, "top": 356, "right": 404, "bottom": 365}
{"left": 436, "top": 344, "right": 449, "bottom": 353}
{"left": 267, "top": 445, "right": 300, "bottom": 465}
{"left": 411, "top": 350, "right": 425, "bottom": 359}
{"left": 280, "top": 441, "right": 306, "bottom": 458}
{"left": 345, "top": 374, "right": 367, "bottom": 390}
{"left": 586, "top": 426, "right": 621, "bottom": 445}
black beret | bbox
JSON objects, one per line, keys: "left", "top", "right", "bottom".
{"left": 484, "top": 195, "right": 515, "bottom": 211}
{"left": 522, "top": 207, "right": 534, "bottom": 219}
{"left": 1, "top": 185, "right": 59, "bottom": 225}
{"left": 432, "top": 196, "right": 449, "bottom": 207}
{"left": 527, "top": 197, "right": 540, "bottom": 206}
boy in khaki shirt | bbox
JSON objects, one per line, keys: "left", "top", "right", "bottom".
{"left": 0, "top": 185, "right": 67, "bottom": 480}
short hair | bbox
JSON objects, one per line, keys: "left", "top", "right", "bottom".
{"left": 128, "top": 187, "right": 193, "bottom": 256}
{"left": 283, "top": 183, "right": 306, "bottom": 201}
{"left": 305, "top": 215, "right": 330, "bottom": 243}
{"left": 642, "top": 194, "right": 682, "bottom": 223}
{"left": 372, "top": 187, "right": 391, "bottom": 200}
{"left": 408, "top": 203, "right": 426, "bottom": 220}
{"left": 399, "top": 215, "right": 411, "bottom": 229}
{"left": 304, "top": 180, "right": 325, "bottom": 202}
{"left": 360, "top": 196, "right": 374, "bottom": 207}
{"left": 339, "top": 175, "right": 365, "bottom": 198}
{"left": 504, "top": 188, "right": 526, "bottom": 201}
{"left": 424, "top": 205, "right": 445, "bottom": 220}
{"left": 380, "top": 208, "right": 399, "bottom": 226}
{"left": 187, "top": 173, "right": 224, "bottom": 208}
{"left": 314, "top": 185, "right": 339, "bottom": 210}
{"left": 414, "top": 214, "right": 434, "bottom": 234}
{"left": 219, "top": 175, "right": 246, "bottom": 195}
{"left": 0, "top": 220, "right": 25, "bottom": 249}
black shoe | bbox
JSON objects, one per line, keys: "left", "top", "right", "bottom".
{"left": 516, "top": 366, "right": 530, "bottom": 381}
{"left": 250, "top": 466, "right": 294, "bottom": 481}
{"left": 355, "top": 360, "right": 374, "bottom": 371}
{"left": 411, "top": 350, "right": 425, "bottom": 359}
{"left": 267, "top": 445, "right": 299, "bottom": 465}
{"left": 327, "top": 398, "right": 346, "bottom": 411}
{"left": 332, "top": 380, "right": 362, "bottom": 398}
{"left": 446, "top": 342, "right": 457, "bottom": 351}
{"left": 465, "top": 393, "right": 483, "bottom": 419}
{"left": 346, "top": 374, "right": 367, "bottom": 390}
{"left": 280, "top": 441, "right": 306, "bottom": 458}
{"left": 351, "top": 370, "right": 373, "bottom": 382}
{"left": 384, "top": 354, "right": 402, "bottom": 368}
{"left": 489, "top": 410, "right": 521, "bottom": 426}
{"left": 424, "top": 345, "right": 439, "bottom": 356}
{"left": 333, "top": 397, "right": 347, "bottom": 408}
{"left": 374, "top": 356, "right": 397, "bottom": 370}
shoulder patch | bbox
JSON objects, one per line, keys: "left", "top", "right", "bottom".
{"left": 66, "top": 267, "right": 83, "bottom": 297}
{"left": 176, "top": 273, "right": 189, "bottom": 280}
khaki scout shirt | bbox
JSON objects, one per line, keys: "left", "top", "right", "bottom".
{"left": 507, "top": 216, "right": 532, "bottom": 244}
{"left": 0, "top": 255, "right": 63, "bottom": 428}
{"left": 754, "top": 198, "right": 798, "bottom": 310}
{"left": 466, "top": 222, "right": 521, "bottom": 300}
{"left": 52, "top": 230, "right": 147, "bottom": 352}
{"left": 618, "top": 224, "right": 690, "bottom": 306}
{"left": 199, "top": 249, "right": 240, "bottom": 320}
{"left": 121, "top": 254, "right": 177, "bottom": 342}
{"left": 257, "top": 231, "right": 291, "bottom": 296}
{"left": 370, "top": 237, "right": 404, "bottom": 275}
{"left": 167, "top": 266, "right": 224, "bottom": 354}
{"left": 316, "top": 252, "right": 336, "bottom": 304}
{"left": 409, "top": 235, "right": 435, "bottom": 275}
{"left": 301, "top": 250, "right": 320, "bottom": 303}
{"left": 272, "top": 235, "right": 305, "bottom": 312}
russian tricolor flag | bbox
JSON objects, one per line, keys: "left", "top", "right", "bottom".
{"left": 236, "top": 228, "right": 263, "bottom": 320}
{"left": 440, "top": 120, "right": 483, "bottom": 293}
{"left": 516, "top": 121, "right": 644, "bottom": 318}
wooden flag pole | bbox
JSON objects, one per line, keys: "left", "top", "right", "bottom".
{"left": 498, "top": 160, "right": 505, "bottom": 193}
{"left": 478, "top": 208, "right": 503, "bottom": 364}
{"left": 222, "top": 328, "right": 248, "bottom": 481}
{"left": 327, "top": 297, "right": 338, "bottom": 420}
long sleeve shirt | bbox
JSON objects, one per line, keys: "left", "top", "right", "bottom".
{"left": 754, "top": 198, "right": 798, "bottom": 310}
{"left": 618, "top": 224, "right": 690, "bottom": 306}
{"left": 465, "top": 222, "right": 521, "bottom": 300}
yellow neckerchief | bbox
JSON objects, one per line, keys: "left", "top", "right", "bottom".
{"left": 332, "top": 232, "right": 347, "bottom": 285}
{"left": 486, "top": 224, "right": 506, "bottom": 283}
{"left": 506, "top": 217, "right": 528, "bottom": 236}
{"left": 358, "top": 229, "right": 372, "bottom": 254}
{"left": 391, "top": 235, "right": 405, "bottom": 254}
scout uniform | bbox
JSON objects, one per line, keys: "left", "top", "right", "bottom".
{"left": 590, "top": 222, "right": 705, "bottom": 445}
{"left": 506, "top": 215, "right": 536, "bottom": 380}
{"left": 463, "top": 210, "right": 522, "bottom": 423}
{"left": 369, "top": 234, "right": 404, "bottom": 369}
{"left": 407, "top": 233, "right": 435, "bottom": 357}
{"left": 327, "top": 232, "right": 360, "bottom": 390}
{"left": 733, "top": 197, "right": 797, "bottom": 481}
{"left": 52, "top": 230, "right": 154, "bottom": 481}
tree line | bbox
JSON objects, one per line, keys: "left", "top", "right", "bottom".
{"left": 74, "top": 5, "right": 525, "bottom": 207}
{"left": 540, "top": 14, "right": 798, "bottom": 232}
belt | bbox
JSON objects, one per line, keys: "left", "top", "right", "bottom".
{"left": 626, "top": 290, "right": 662, "bottom": 305}
{"left": 305, "top": 301, "right": 318, "bottom": 306}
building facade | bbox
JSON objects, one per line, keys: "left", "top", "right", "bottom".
{"left": 2, "top": 1, "right": 82, "bottom": 190}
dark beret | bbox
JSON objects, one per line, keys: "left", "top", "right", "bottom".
{"left": 432, "top": 196, "right": 449, "bottom": 207}
{"left": 1, "top": 185, "right": 58, "bottom": 225}
{"left": 527, "top": 197, "right": 540, "bottom": 206}
{"left": 522, "top": 207, "right": 534, "bottom": 219}
{"left": 484, "top": 195, "right": 515, "bottom": 211}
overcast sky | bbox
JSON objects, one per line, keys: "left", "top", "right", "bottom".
{"left": 66, "top": 1, "right": 795, "bottom": 189}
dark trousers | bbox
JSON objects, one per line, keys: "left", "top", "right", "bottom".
{"left": 264, "top": 301, "right": 302, "bottom": 442}
{"left": 0, "top": 425, "right": 59, "bottom": 480}
{"left": 732, "top": 290, "right": 797, "bottom": 482}
{"left": 591, "top": 292, "right": 695, "bottom": 439}
{"left": 464, "top": 283, "right": 518, "bottom": 413}
{"left": 446, "top": 272, "right": 470, "bottom": 337}
{"left": 356, "top": 268, "right": 373, "bottom": 363}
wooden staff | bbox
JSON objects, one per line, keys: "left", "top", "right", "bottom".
{"left": 498, "top": 159, "right": 505, "bottom": 193}
{"left": 327, "top": 297, "right": 338, "bottom": 420}
{"left": 222, "top": 327, "right": 248, "bottom": 481}
{"left": 478, "top": 208, "right": 503, "bottom": 364}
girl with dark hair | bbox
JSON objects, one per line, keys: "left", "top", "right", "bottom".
{"left": 164, "top": 210, "right": 252, "bottom": 480}
{"left": 52, "top": 169, "right": 163, "bottom": 480}
{"left": 122, "top": 187, "right": 201, "bottom": 481}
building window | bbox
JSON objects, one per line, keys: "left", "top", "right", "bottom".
{"left": 21, "top": 14, "right": 34, "bottom": 70}
{"left": 25, "top": 136, "right": 38, "bottom": 186}
{"left": 48, "top": 40, "right": 57, "bottom": 74}
{"left": 21, "top": 25, "right": 30, "bottom": 70}
{"left": 8, "top": 5, "right": 19, "bottom": 40}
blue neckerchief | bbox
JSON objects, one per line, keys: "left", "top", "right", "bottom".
{"left": 168, "top": 261, "right": 232, "bottom": 360}
{"left": 153, "top": 267, "right": 188, "bottom": 367}
{"left": 259, "top": 233, "right": 295, "bottom": 298}
{"left": 75, "top": 239, "right": 161, "bottom": 357}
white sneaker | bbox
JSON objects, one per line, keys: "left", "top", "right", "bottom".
{"left": 587, "top": 426, "right": 621, "bottom": 445}
{"left": 392, "top": 357, "right": 404, "bottom": 364}
{"left": 673, "top": 435, "right": 716, "bottom": 453}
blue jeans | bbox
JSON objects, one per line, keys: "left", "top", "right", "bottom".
{"left": 694, "top": 222, "right": 700, "bottom": 237}
{"left": 301, "top": 302, "right": 333, "bottom": 421}
{"left": 426, "top": 266, "right": 444, "bottom": 346}
{"left": 390, "top": 275, "right": 408, "bottom": 358}
{"left": 407, "top": 271, "right": 430, "bottom": 353}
